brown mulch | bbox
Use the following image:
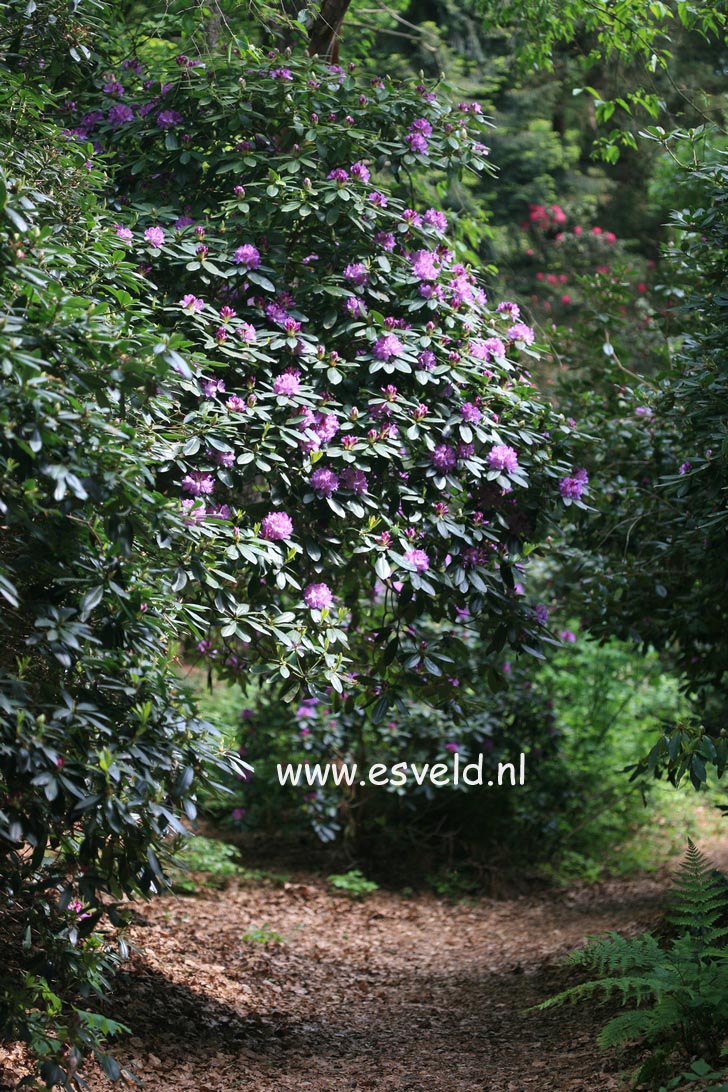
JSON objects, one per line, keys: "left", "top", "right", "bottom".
{"left": 0, "top": 865, "right": 674, "bottom": 1092}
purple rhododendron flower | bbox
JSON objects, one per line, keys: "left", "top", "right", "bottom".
{"left": 114, "top": 224, "right": 133, "bottom": 243}
{"left": 298, "top": 410, "right": 340, "bottom": 452}
{"left": 341, "top": 468, "right": 368, "bottom": 495}
{"left": 497, "top": 301, "right": 520, "bottom": 319}
{"left": 345, "top": 297, "right": 368, "bottom": 318}
{"left": 406, "top": 131, "right": 429, "bottom": 154}
{"left": 411, "top": 250, "right": 439, "bottom": 281}
{"left": 309, "top": 467, "right": 339, "bottom": 497}
{"left": 559, "top": 468, "right": 588, "bottom": 499}
{"left": 373, "top": 334, "right": 404, "bottom": 361}
{"left": 78, "top": 110, "right": 104, "bottom": 134}
{"left": 181, "top": 471, "right": 215, "bottom": 496}
{"left": 418, "top": 350, "right": 436, "bottom": 370}
{"left": 343, "top": 262, "right": 368, "bottom": 286}
{"left": 303, "top": 582, "right": 333, "bottom": 610}
{"left": 444, "top": 741, "right": 459, "bottom": 753}
{"left": 432, "top": 444, "right": 457, "bottom": 472}
{"left": 559, "top": 630, "right": 577, "bottom": 643}
{"left": 211, "top": 449, "right": 234, "bottom": 468}
{"left": 375, "top": 231, "right": 396, "bottom": 252}
{"left": 68, "top": 898, "right": 92, "bottom": 921}
{"left": 209, "top": 504, "right": 232, "bottom": 520}
{"left": 534, "top": 604, "right": 549, "bottom": 625}
{"left": 471, "top": 337, "right": 506, "bottom": 361}
{"left": 507, "top": 322, "right": 535, "bottom": 345}
{"left": 226, "top": 395, "right": 247, "bottom": 411}
{"left": 201, "top": 377, "right": 225, "bottom": 397}
{"left": 108, "top": 103, "right": 134, "bottom": 127}
{"left": 233, "top": 244, "right": 261, "bottom": 269}
{"left": 273, "top": 370, "right": 301, "bottom": 397}
{"left": 315, "top": 412, "right": 339, "bottom": 442}
{"left": 238, "top": 322, "right": 256, "bottom": 342}
{"left": 368, "top": 191, "right": 388, "bottom": 207}
{"left": 328, "top": 168, "right": 348, "bottom": 183}
{"left": 461, "top": 402, "right": 482, "bottom": 424}
{"left": 260, "top": 512, "right": 293, "bottom": 540}
{"left": 180, "top": 294, "right": 204, "bottom": 312}
{"left": 424, "top": 208, "right": 448, "bottom": 232}
{"left": 559, "top": 477, "right": 581, "bottom": 499}
{"left": 350, "top": 161, "right": 370, "bottom": 183}
{"left": 402, "top": 208, "right": 423, "bottom": 227}
{"left": 157, "top": 109, "right": 182, "bottom": 129}
{"left": 405, "top": 548, "right": 430, "bottom": 572}
{"left": 181, "top": 499, "right": 206, "bottom": 524}
{"left": 487, "top": 445, "right": 519, "bottom": 473}
{"left": 144, "top": 226, "right": 165, "bottom": 248}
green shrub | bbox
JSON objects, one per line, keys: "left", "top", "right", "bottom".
{"left": 200, "top": 623, "right": 689, "bottom": 882}
{"left": 328, "top": 869, "right": 379, "bottom": 898}
{"left": 0, "top": 73, "right": 242, "bottom": 1086}
{"left": 169, "top": 835, "right": 243, "bottom": 892}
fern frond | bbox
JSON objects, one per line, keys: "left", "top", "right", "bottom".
{"left": 597, "top": 1009, "right": 655, "bottom": 1050}
{"left": 537, "top": 973, "right": 658, "bottom": 1012}
{"left": 668, "top": 840, "right": 728, "bottom": 939}
{"left": 567, "top": 932, "right": 663, "bottom": 977}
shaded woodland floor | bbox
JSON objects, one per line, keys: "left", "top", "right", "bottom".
{"left": 1, "top": 863, "right": 694, "bottom": 1092}
{"left": 4, "top": 809, "right": 728, "bottom": 1091}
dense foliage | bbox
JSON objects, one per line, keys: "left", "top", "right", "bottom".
{"left": 548, "top": 151, "right": 728, "bottom": 787}
{"left": 1, "top": 0, "right": 728, "bottom": 1085}
{"left": 541, "top": 842, "right": 728, "bottom": 1084}
{"left": 0, "top": 87, "right": 246, "bottom": 1078}
{"left": 59, "top": 51, "right": 584, "bottom": 712}
{"left": 0, "top": 2, "right": 586, "bottom": 1081}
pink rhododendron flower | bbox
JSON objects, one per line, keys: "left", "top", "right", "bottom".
{"left": 260, "top": 512, "right": 293, "bottom": 540}
{"left": 304, "top": 582, "right": 334, "bottom": 609}
{"left": 180, "top": 294, "right": 204, "bottom": 312}
{"left": 233, "top": 244, "right": 261, "bottom": 269}
{"left": 273, "top": 370, "right": 301, "bottom": 397}
{"left": 507, "top": 323, "right": 535, "bottom": 345}
{"left": 487, "top": 445, "right": 519, "bottom": 473}
{"left": 405, "top": 548, "right": 430, "bottom": 572}
{"left": 144, "top": 226, "right": 165, "bottom": 248}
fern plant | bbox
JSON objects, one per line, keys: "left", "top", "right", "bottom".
{"left": 539, "top": 842, "right": 728, "bottom": 1079}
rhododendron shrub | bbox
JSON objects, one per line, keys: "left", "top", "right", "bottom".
{"left": 69, "top": 52, "right": 582, "bottom": 713}
{"left": 517, "top": 201, "right": 663, "bottom": 339}
{"left": 0, "top": 113, "right": 249, "bottom": 1079}
{"left": 550, "top": 160, "right": 728, "bottom": 768}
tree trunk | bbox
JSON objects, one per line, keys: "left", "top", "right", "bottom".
{"left": 306, "top": 0, "right": 352, "bottom": 62}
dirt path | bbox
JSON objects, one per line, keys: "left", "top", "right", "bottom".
{"left": 2, "top": 868, "right": 673, "bottom": 1092}
{"left": 6, "top": 815, "right": 728, "bottom": 1092}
